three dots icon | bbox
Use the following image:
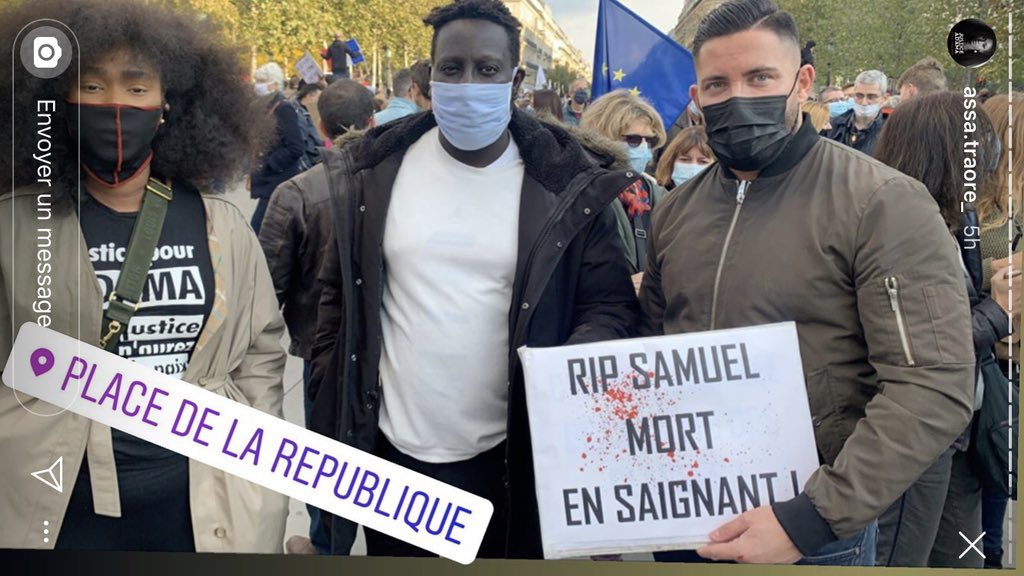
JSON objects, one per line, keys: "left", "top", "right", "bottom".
{"left": 43, "top": 520, "right": 49, "bottom": 544}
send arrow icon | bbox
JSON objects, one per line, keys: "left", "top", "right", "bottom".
{"left": 31, "top": 457, "right": 63, "bottom": 493}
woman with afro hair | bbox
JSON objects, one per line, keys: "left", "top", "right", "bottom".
{"left": 0, "top": 0, "right": 288, "bottom": 552}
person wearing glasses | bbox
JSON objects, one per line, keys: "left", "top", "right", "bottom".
{"left": 827, "top": 69, "right": 888, "bottom": 155}
{"left": 580, "top": 90, "right": 669, "bottom": 291}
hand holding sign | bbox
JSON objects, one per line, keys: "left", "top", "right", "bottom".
{"left": 697, "top": 505, "right": 801, "bottom": 564}
{"left": 518, "top": 322, "right": 818, "bottom": 559}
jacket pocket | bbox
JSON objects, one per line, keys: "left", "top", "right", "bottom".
{"left": 197, "top": 374, "right": 252, "bottom": 408}
{"left": 806, "top": 366, "right": 844, "bottom": 464}
{"left": 873, "top": 275, "right": 971, "bottom": 367}
{"left": 924, "top": 284, "right": 975, "bottom": 365}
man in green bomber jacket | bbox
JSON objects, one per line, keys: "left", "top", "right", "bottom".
{"left": 640, "top": 0, "right": 975, "bottom": 567}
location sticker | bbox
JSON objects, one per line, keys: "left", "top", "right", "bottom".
{"left": 30, "top": 347, "right": 55, "bottom": 377}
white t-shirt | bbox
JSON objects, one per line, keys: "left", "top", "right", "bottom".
{"left": 379, "top": 127, "right": 525, "bottom": 463}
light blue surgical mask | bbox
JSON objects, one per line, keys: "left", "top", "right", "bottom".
{"left": 828, "top": 99, "right": 854, "bottom": 117}
{"left": 672, "top": 161, "right": 706, "bottom": 185}
{"left": 627, "top": 140, "right": 653, "bottom": 173}
{"left": 430, "top": 75, "right": 515, "bottom": 151}
{"left": 854, "top": 102, "right": 880, "bottom": 119}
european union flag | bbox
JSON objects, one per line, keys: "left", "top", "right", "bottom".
{"left": 592, "top": 0, "right": 697, "bottom": 131}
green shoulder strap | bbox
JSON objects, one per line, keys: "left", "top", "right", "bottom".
{"left": 99, "top": 178, "right": 173, "bottom": 352}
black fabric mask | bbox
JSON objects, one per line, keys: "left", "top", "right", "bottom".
{"left": 67, "top": 103, "right": 163, "bottom": 186}
{"left": 573, "top": 89, "right": 589, "bottom": 105}
{"left": 700, "top": 75, "right": 800, "bottom": 172}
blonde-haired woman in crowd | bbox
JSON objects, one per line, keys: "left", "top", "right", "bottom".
{"left": 801, "top": 101, "right": 832, "bottom": 134}
{"left": 580, "top": 90, "right": 668, "bottom": 291}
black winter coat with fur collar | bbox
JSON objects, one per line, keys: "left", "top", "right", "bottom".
{"left": 308, "top": 108, "right": 642, "bottom": 558}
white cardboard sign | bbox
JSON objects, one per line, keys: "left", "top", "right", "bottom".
{"left": 518, "top": 322, "right": 819, "bottom": 559}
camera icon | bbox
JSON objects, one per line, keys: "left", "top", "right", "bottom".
{"left": 20, "top": 26, "right": 72, "bottom": 79}
{"left": 33, "top": 37, "right": 63, "bottom": 69}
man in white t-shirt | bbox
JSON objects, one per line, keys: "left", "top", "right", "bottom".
{"left": 309, "top": 0, "right": 644, "bottom": 559}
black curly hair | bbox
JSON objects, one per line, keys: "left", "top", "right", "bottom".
{"left": 0, "top": 0, "right": 266, "bottom": 194}
{"left": 423, "top": 0, "right": 522, "bottom": 67}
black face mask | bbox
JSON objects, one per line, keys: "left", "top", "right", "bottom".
{"left": 700, "top": 75, "right": 800, "bottom": 172}
{"left": 67, "top": 103, "right": 163, "bottom": 186}
{"left": 573, "top": 89, "right": 589, "bottom": 105}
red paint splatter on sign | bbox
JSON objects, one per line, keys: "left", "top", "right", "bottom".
{"left": 581, "top": 452, "right": 587, "bottom": 459}
{"left": 687, "top": 470, "right": 694, "bottom": 477}
{"left": 604, "top": 382, "right": 639, "bottom": 420}
{"left": 724, "top": 457, "right": 731, "bottom": 463}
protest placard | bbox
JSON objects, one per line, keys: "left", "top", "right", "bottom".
{"left": 3, "top": 322, "right": 492, "bottom": 564}
{"left": 518, "top": 322, "right": 818, "bottom": 559}
{"left": 346, "top": 39, "right": 364, "bottom": 65}
{"left": 295, "top": 51, "right": 322, "bottom": 85}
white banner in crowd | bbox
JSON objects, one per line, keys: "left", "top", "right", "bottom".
{"left": 3, "top": 322, "right": 492, "bottom": 564}
{"left": 295, "top": 51, "right": 323, "bottom": 85}
{"left": 518, "top": 322, "right": 819, "bottom": 559}
{"left": 535, "top": 66, "right": 547, "bottom": 90}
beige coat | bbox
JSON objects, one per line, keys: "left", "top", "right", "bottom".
{"left": 0, "top": 187, "right": 288, "bottom": 552}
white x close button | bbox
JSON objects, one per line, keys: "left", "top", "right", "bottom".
{"left": 959, "top": 531, "right": 985, "bottom": 560}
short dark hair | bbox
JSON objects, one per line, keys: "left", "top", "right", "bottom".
{"left": 318, "top": 79, "right": 374, "bottom": 139}
{"left": 410, "top": 58, "right": 431, "bottom": 99}
{"left": 817, "top": 85, "right": 843, "bottom": 101}
{"left": 692, "top": 0, "right": 799, "bottom": 59}
{"left": 296, "top": 82, "right": 322, "bottom": 102}
{"left": 391, "top": 68, "right": 413, "bottom": 98}
{"left": 423, "top": 0, "right": 522, "bottom": 67}
{"left": 897, "top": 56, "right": 947, "bottom": 93}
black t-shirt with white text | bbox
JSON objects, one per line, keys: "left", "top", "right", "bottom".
{"left": 62, "top": 184, "right": 213, "bottom": 549}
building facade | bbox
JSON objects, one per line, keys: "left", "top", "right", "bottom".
{"left": 503, "top": 0, "right": 590, "bottom": 91}
{"left": 671, "top": 0, "right": 727, "bottom": 49}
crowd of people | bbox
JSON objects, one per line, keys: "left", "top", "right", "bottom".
{"left": 0, "top": 0, "right": 1020, "bottom": 569}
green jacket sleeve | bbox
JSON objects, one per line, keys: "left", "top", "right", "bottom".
{"left": 778, "top": 176, "right": 975, "bottom": 549}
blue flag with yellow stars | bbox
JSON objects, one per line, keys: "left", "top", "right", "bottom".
{"left": 592, "top": 0, "right": 696, "bottom": 130}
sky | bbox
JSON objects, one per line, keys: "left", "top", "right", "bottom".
{"left": 547, "top": 0, "right": 684, "bottom": 66}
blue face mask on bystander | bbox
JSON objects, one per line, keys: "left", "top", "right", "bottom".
{"left": 627, "top": 140, "right": 653, "bottom": 174}
{"left": 672, "top": 162, "right": 707, "bottom": 185}
{"left": 828, "top": 99, "right": 854, "bottom": 117}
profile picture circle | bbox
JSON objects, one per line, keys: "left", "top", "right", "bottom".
{"left": 947, "top": 19, "right": 997, "bottom": 68}
{"left": 19, "top": 25, "right": 73, "bottom": 79}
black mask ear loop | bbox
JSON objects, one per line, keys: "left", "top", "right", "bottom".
{"left": 784, "top": 69, "right": 802, "bottom": 134}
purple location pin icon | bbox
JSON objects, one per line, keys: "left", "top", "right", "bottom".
{"left": 30, "top": 348, "right": 55, "bottom": 377}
